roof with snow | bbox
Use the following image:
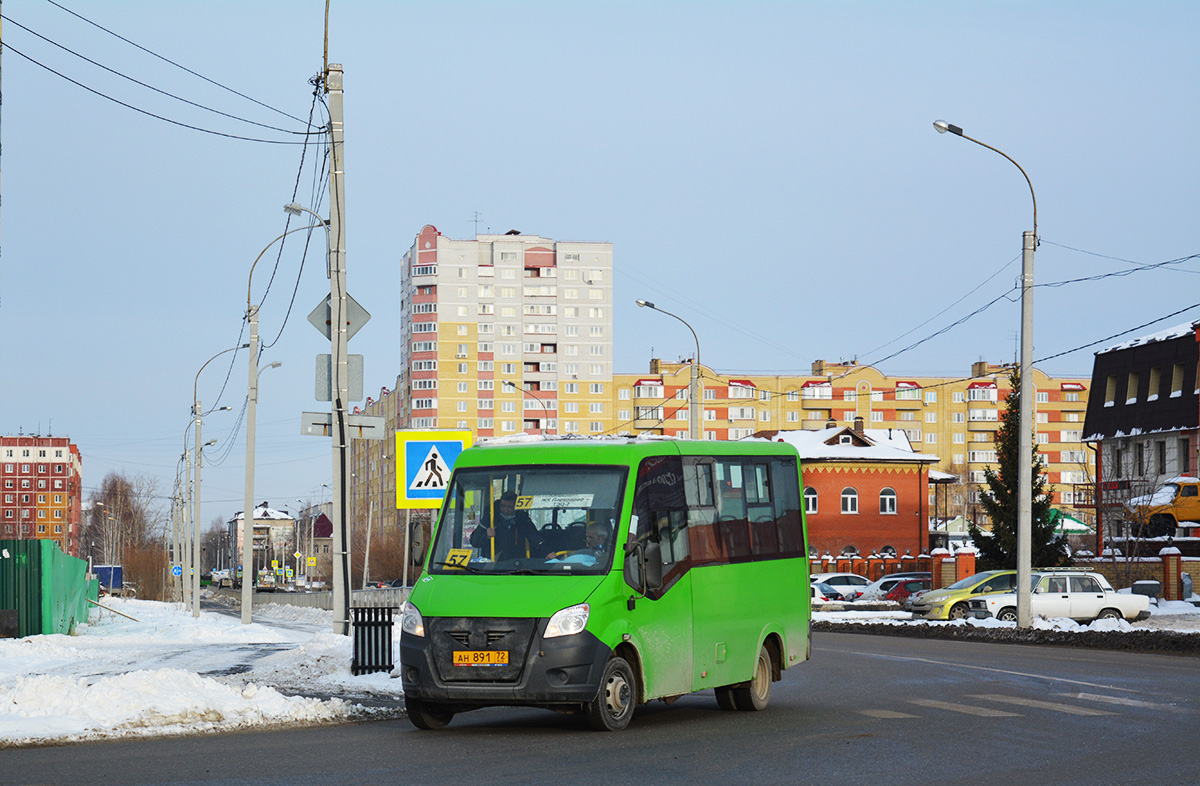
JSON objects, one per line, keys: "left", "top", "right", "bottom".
{"left": 227, "top": 505, "right": 293, "bottom": 524}
{"left": 746, "top": 427, "right": 939, "bottom": 464}
{"left": 1098, "top": 320, "right": 1200, "bottom": 354}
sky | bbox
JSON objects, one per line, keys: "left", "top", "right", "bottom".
{"left": 3, "top": 593, "right": 1197, "bottom": 746}
{"left": 1, "top": 1, "right": 1197, "bottom": 530}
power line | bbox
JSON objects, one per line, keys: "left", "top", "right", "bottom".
{"left": 1, "top": 14, "right": 316, "bottom": 136}
{"left": 1033, "top": 303, "right": 1200, "bottom": 365}
{"left": 42, "top": 0, "right": 311, "bottom": 125}
{"left": 1, "top": 41, "right": 314, "bottom": 145}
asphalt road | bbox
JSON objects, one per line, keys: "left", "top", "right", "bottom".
{"left": 5, "top": 632, "right": 1196, "bottom": 786}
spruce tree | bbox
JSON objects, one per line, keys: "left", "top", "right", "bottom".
{"left": 968, "top": 368, "right": 1070, "bottom": 569}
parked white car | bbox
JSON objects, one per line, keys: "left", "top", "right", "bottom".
{"left": 967, "top": 570, "right": 1151, "bottom": 623}
{"left": 810, "top": 572, "right": 871, "bottom": 600}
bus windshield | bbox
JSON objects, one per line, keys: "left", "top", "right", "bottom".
{"left": 429, "top": 465, "right": 628, "bottom": 576}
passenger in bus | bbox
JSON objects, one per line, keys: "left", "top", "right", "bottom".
{"left": 470, "top": 490, "right": 541, "bottom": 560}
{"left": 547, "top": 521, "right": 612, "bottom": 562}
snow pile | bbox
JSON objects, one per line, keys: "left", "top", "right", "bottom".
{"left": 0, "top": 597, "right": 402, "bottom": 748}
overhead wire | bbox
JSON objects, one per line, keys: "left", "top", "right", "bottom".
{"left": 42, "top": 0, "right": 311, "bottom": 125}
{"left": 0, "top": 14, "right": 317, "bottom": 136}
{"left": 1, "top": 41, "right": 315, "bottom": 145}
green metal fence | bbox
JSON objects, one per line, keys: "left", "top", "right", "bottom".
{"left": 0, "top": 539, "right": 97, "bottom": 637}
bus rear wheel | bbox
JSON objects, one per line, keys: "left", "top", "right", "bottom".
{"left": 714, "top": 685, "right": 738, "bottom": 711}
{"left": 732, "top": 644, "right": 773, "bottom": 711}
{"left": 406, "top": 696, "right": 454, "bottom": 730}
{"left": 585, "top": 656, "right": 636, "bottom": 731}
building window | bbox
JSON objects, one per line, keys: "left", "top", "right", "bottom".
{"left": 924, "top": 391, "right": 937, "bottom": 404}
{"left": 841, "top": 488, "right": 858, "bottom": 514}
{"left": 953, "top": 391, "right": 965, "bottom": 403}
{"left": 1036, "top": 391, "right": 1049, "bottom": 403}
{"left": 879, "top": 488, "right": 897, "bottom": 514}
{"left": 803, "top": 487, "right": 818, "bottom": 514}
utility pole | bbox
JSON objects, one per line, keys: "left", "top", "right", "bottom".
{"left": 327, "top": 64, "right": 351, "bottom": 636}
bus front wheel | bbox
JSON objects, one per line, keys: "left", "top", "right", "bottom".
{"left": 585, "top": 656, "right": 637, "bottom": 731}
{"left": 732, "top": 644, "right": 773, "bottom": 711}
{"left": 406, "top": 696, "right": 455, "bottom": 730}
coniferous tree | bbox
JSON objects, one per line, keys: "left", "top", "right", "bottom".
{"left": 968, "top": 368, "right": 1070, "bottom": 569}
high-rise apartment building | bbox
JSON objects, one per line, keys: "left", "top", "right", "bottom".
{"left": 1, "top": 435, "right": 83, "bottom": 555}
{"left": 399, "top": 225, "right": 613, "bottom": 437}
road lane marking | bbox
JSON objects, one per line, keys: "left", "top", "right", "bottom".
{"left": 860, "top": 709, "right": 919, "bottom": 719}
{"left": 812, "top": 648, "right": 1139, "bottom": 693}
{"left": 969, "top": 694, "right": 1113, "bottom": 716}
{"left": 908, "top": 698, "right": 1019, "bottom": 717}
{"left": 1055, "top": 692, "right": 1184, "bottom": 711}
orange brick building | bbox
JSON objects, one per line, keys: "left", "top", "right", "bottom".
{"left": 754, "top": 420, "right": 936, "bottom": 558}
{"left": 1, "top": 435, "right": 83, "bottom": 556}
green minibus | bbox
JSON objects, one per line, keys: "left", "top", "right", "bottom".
{"left": 399, "top": 437, "right": 810, "bottom": 731}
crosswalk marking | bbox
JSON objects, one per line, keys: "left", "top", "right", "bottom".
{"left": 1055, "top": 692, "right": 1181, "bottom": 711}
{"left": 860, "top": 709, "right": 919, "bottom": 719}
{"left": 969, "top": 694, "right": 1113, "bottom": 716}
{"left": 908, "top": 698, "right": 1019, "bottom": 717}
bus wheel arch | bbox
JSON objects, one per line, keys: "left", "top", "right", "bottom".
{"left": 613, "top": 641, "right": 644, "bottom": 705}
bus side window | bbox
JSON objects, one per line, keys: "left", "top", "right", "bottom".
{"left": 684, "top": 459, "right": 722, "bottom": 564}
{"left": 771, "top": 459, "right": 805, "bottom": 557}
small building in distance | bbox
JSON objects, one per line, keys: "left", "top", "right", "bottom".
{"left": 1, "top": 435, "right": 83, "bottom": 556}
{"left": 751, "top": 419, "right": 938, "bottom": 558}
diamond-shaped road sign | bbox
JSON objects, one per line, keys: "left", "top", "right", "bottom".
{"left": 308, "top": 293, "right": 370, "bottom": 341}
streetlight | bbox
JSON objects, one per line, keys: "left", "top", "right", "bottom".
{"left": 933, "top": 119, "right": 1037, "bottom": 629}
{"left": 240, "top": 352, "right": 281, "bottom": 625}
{"left": 636, "top": 300, "right": 702, "bottom": 440}
{"left": 502, "top": 380, "right": 554, "bottom": 434}
{"left": 193, "top": 345, "right": 247, "bottom": 617}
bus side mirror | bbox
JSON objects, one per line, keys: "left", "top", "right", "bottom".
{"left": 644, "top": 541, "right": 664, "bottom": 592}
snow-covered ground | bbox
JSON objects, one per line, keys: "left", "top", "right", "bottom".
{"left": 3, "top": 592, "right": 1198, "bottom": 749}
{"left": 0, "top": 594, "right": 404, "bottom": 748}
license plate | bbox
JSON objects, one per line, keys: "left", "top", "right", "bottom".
{"left": 453, "top": 650, "right": 509, "bottom": 667}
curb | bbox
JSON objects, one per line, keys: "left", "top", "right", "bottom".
{"left": 812, "top": 620, "right": 1200, "bottom": 657}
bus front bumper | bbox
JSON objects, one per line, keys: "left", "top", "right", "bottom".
{"left": 399, "top": 617, "right": 612, "bottom": 706}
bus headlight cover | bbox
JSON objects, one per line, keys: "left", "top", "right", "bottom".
{"left": 544, "top": 603, "right": 589, "bottom": 638}
{"left": 401, "top": 602, "right": 425, "bottom": 638}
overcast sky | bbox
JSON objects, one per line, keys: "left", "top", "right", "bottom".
{"left": 2, "top": 1, "right": 1197, "bottom": 528}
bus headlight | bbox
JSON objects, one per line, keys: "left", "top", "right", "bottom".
{"left": 544, "top": 603, "right": 589, "bottom": 638}
{"left": 401, "top": 601, "right": 426, "bottom": 638}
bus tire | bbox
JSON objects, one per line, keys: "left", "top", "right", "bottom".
{"left": 406, "top": 696, "right": 454, "bottom": 730}
{"left": 732, "top": 644, "right": 773, "bottom": 711}
{"left": 585, "top": 656, "right": 636, "bottom": 731}
{"left": 714, "top": 685, "right": 738, "bottom": 711}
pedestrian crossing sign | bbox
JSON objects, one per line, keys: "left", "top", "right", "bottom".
{"left": 396, "top": 430, "right": 473, "bottom": 509}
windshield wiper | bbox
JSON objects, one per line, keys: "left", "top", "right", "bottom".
{"left": 432, "top": 560, "right": 484, "bottom": 574}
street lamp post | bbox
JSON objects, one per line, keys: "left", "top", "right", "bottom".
{"left": 635, "top": 300, "right": 702, "bottom": 440}
{"left": 193, "top": 345, "right": 246, "bottom": 617}
{"left": 933, "top": 119, "right": 1037, "bottom": 629}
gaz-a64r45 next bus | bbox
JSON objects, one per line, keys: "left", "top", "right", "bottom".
{"left": 399, "top": 437, "right": 811, "bottom": 731}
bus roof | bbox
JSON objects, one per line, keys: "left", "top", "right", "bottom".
{"left": 456, "top": 435, "right": 800, "bottom": 468}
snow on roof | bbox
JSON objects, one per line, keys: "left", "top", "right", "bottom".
{"left": 747, "top": 427, "right": 938, "bottom": 463}
{"left": 228, "top": 506, "right": 293, "bottom": 523}
{"left": 1099, "top": 320, "right": 1200, "bottom": 354}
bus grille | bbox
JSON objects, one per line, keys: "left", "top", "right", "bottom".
{"left": 429, "top": 617, "right": 537, "bottom": 683}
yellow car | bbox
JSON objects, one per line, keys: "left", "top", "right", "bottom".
{"left": 909, "top": 570, "right": 1017, "bottom": 620}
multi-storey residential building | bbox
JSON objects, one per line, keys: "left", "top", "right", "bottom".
{"left": 399, "top": 225, "right": 613, "bottom": 437}
{"left": 1082, "top": 320, "right": 1200, "bottom": 547}
{"left": 0, "top": 435, "right": 83, "bottom": 556}
{"left": 613, "top": 358, "right": 1093, "bottom": 527}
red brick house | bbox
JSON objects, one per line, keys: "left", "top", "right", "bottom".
{"left": 753, "top": 419, "right": 937, "bottom": 557}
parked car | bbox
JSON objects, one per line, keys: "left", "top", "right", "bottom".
{"left": 968, "top": 570, "right": 1151, "bottom": 623}
{"left": 909, "top": 570, "right": 1018, "bottom": 620}
{"left": 811, "top": 582, "right": 844, "bottom": 604}
{"left": 810, "top": 572, "right": 871, "bottom": 600}
{"left": 852, "top": 572, "right": 932, "bottom": 602}
{"left": 883, "top": 578, "right": 931, "bottom": 604}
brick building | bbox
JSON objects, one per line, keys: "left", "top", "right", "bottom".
{"left": 1, "top": 435, "right": 83, "bottom": 556}
{"left": 753, "top": 421, "right": 937, "bottom": 557}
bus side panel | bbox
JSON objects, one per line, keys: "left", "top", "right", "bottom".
{"left": 608, "top": 571, "right": 695, "bottom": 701}
{"left": 692, "top": 558, "right": 807, "bottom": 689}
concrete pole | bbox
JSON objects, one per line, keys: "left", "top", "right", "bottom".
{"left": 241, "top": 306, "right": 260, "bottom": 624}
{"left": 1016, "top": 230, "right": 1036, "bottom": 627}
{"left": 191, "top": 401, "right": 203, "bottom": 618}
{"left": 183, "top": 447, "right": 193, "bottom": 609}
{"left": 326, "top": 64, "right": 351, "bottom": 635}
